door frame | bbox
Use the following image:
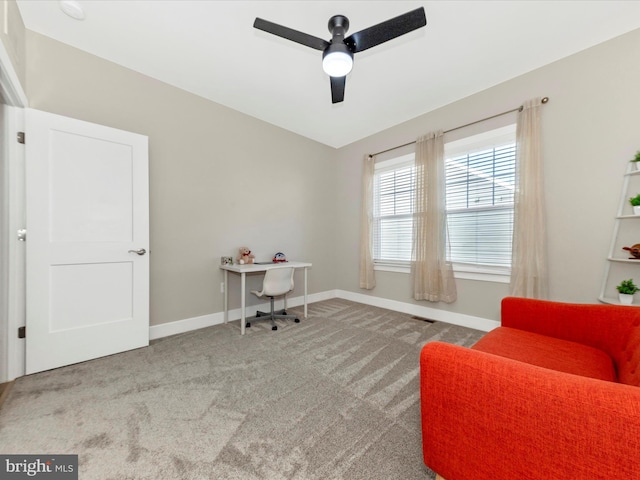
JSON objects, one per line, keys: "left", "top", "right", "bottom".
{"left": 0, "top": 39, "right": 27, "bottom": 382}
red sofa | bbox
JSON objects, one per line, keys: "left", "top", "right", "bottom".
{"left": 419, "top": 297, "right": 640, "bottom": 480}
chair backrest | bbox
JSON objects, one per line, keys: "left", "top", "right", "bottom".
{"left": 262, "top": 267, "right": 294, "bottom": 297}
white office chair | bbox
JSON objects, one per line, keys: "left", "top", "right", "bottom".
{"left": 247, "top": 267, "right": 300, "bottom": 331}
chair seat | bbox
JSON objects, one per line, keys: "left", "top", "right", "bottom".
{"left": 472, "top": 327, "right": 617, "bottom": 382}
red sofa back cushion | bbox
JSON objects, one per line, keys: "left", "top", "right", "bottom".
{"left": 501, "top": 298, "right": 640, "bottom": 387}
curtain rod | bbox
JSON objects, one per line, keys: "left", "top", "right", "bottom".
{"left": 369, "top": 96, "right": 549, "bottom": 158}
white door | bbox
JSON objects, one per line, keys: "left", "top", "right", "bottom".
{"left": 25, "top": 108, "right": 149, "bottom": 374}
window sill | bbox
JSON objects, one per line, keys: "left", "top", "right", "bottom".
{"left": 454, "top": 269, "right": 510, "bottom": 284}
{"left": 374, "top": 262, "right": 411, "bottom": 274}
{"left": 373, "top": 262, "right": 510, "bottom": 284}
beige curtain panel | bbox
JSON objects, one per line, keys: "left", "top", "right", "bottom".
{"left": 412, "top": 131, "right": 457, "bottom": 303}
{"left": 359, "top": 154, "right": 376, "bottom": 289}
{"left": 509, "top": 98, "right": 548, "bottom": 298}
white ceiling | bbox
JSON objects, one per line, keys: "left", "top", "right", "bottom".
{"left": 16, "top": 1, "right": 640, "bottom": 148}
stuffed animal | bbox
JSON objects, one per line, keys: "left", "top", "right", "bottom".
{"left": 237, "top": 246, "right": 255, "bottom": 265}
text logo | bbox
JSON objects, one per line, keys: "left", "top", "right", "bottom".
{"left": 1, "top": 455, "right": 77, "bottom": 479}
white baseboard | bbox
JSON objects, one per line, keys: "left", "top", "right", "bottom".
{"left": 149, "top": 311, "right": 225, "bottom": 340}
{"left": 334, "top": 290, "right": 500, "bottom": 332}
{"left": 150, "top": 289, "right": 497, "bottom": 340}
{"left": 149, "top": 290, "right": 336, "bottom": 340}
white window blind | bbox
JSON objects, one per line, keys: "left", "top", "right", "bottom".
{"left": 445, "top": 125, "right": 516, "bottom": 271}
{"left": 372, "top": 154, "right": 415, "bottom": 264}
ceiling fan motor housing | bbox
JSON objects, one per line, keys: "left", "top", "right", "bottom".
{"left": 322, "top": 42, "right": 354, "bottom": 62}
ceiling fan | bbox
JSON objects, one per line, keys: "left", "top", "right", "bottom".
{"left": 253, "top": 7, "right": 427, "bottom": 104}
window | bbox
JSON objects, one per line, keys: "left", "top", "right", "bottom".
{"left": 445, "top": 125, "right": 516, "bottom": 278}
{"left": 371, "top": 125, "right": 516, "bottom": 281}
{"left": 372, "top": 154, "right": 415, "bottom": 266}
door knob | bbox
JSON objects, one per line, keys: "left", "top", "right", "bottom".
{"left": 128, "top": 248, "right": 146, "bottom": 255}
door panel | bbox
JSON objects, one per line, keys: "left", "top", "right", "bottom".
{"left": 50, "top": 130, "right": 134, "bottom": 243}
{"left": 25, "top": 108, "right": 149, "bottom": 374}
{"left": 50, "top": 262, "right": 133, "bottom": 331}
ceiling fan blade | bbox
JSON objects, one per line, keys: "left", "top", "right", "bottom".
{"left": 345, "top": 7, "right": 426, "bottom": 53}
{"left": 254, "top": 17, "right": 329, "bottom": 51}
{"left": 330, "top": 76, "right": 346, "bottom": 104}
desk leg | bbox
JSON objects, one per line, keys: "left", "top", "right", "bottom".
{"left": 223, "top": 270, "right": 228, "bottom": 324}
{"left": 304, "top": 267, "right": 308, "bottom": 318}
{"left": 240, "top": 272, "right": 246, "bottom": 335}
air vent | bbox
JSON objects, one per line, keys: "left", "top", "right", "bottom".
{"left": 411, "top": 315, "right": 436, "bottom": 324}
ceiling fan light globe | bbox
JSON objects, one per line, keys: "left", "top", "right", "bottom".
{"left": 322, "top": 51, "right": 353, "bottom": 77}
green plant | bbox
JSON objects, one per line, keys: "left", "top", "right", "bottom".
{"left": 616, "top": 279, "right": 639, "bottom": 294}
{"left": 630, "top": 194, "right": 640, "bottom": 207}
{"left": 632, "top": 151, "right": 640, "bottom": 162}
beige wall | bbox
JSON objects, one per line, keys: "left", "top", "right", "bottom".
{"left": 334, "top": 28, "right": 640, "bottom": 321}
{"left": 0, "top": 0, "right": 25, "bottom": 92}
{"left": 25, "top": 31, "right": 337, "bottom": 326}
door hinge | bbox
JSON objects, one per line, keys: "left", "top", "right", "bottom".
{"left": 18, "top": 326, "right": 25, "bottom": 339}
{"left": 17, "top": 131, "right": 25, "bottom": 144}
{"left": 17, "top": 229, "right": 26, "bottom": 241}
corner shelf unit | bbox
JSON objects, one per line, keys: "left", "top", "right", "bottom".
{"left": 599, "top": 164, "right": 640, "bottom": 305}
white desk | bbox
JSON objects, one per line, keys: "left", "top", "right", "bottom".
{"left": 220, "top": 261, "right": 312, "bottom": 335}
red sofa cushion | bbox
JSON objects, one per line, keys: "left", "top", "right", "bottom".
{"left": 472, "top": 326, "right": 617, "bottom": 382}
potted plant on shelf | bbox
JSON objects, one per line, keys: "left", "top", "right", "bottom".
{"left": 632, "top": 151, "right": 640, "bottom": 171}
{"left": 616, "top": 279, "right": 639, "bottom": 305}
{"left": 630, "top": 194, "right": 640, "bottom": 215}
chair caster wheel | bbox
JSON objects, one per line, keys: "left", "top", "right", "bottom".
{"left": 294, "top": 318, "right": 300, "bottom": 323}
{"left": 246, "top": 322, "right": 251, "bottom": 328}
{"left": 272, "top": 326, "right": 277, "bottom": 331}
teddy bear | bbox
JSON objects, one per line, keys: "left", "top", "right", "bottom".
{"left": 236, "top": 246, "right": 255, "bottom": 265}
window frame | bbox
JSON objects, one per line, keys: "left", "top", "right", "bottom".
{"left": 371, "top": 153, "right": 415, "bottom": 269}
{"left": 444, "top": 124, "right": 516, "bottom": 282}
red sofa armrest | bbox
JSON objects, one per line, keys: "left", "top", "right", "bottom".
{"left": 501, "top": 297, "right": 640, "bottom": 364}
{"left": 420, "top": 341, "right": 640, "bottom": 480}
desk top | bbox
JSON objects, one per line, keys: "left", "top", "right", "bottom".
{"left": 219, "top": 261, "right": 312, "bottom": 273}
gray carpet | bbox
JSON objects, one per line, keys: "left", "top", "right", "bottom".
{"left": 0, "top": 299, "right": 485, "bottom": 479}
